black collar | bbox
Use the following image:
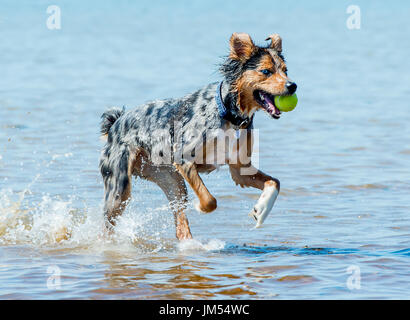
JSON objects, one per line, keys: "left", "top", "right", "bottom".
{"left": 216, "top": 81, "right": 253, "bottom": 129}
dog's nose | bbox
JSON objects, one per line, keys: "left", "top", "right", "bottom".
{"left": 286, "top": 81, "right": 297, "bottom": 94}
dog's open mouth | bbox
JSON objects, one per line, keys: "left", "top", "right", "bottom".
{"left": 254, "top": 90, "right": 281, "bottom": 119}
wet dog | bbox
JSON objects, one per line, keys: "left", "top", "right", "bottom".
{"left": 99, "top": 33, "right": 297, "bottom": 240}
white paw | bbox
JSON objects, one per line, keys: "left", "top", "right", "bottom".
{"left": 249, "top": 186, "right": 278, "bottom": 228}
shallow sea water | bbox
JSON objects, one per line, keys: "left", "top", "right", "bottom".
{"left": 0, "top": 0, "right": 410, "bottom": 299}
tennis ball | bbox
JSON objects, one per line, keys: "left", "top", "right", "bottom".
{"left": 274, "top": 94, "right": 298, "bottom": 112}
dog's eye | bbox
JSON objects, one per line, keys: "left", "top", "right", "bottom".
{"left": 261, "top": 69, "right": 271, "bottom": 76}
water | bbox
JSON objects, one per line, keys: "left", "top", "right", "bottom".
{"left": 1, "top": 0, "right": 410, "bottom": 299}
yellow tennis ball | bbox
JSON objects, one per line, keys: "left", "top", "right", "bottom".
{"left": 274, "top": 94, "right": 298, "bottom": 112}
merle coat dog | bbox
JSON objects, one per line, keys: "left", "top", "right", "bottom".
{"left": 99, "top": 33, "right": 297, "bottom": 240}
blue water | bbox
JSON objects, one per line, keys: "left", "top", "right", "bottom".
{"left": 0, "top": 0, "right": 409, "bottom": 299}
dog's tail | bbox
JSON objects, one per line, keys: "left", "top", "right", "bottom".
{"left": 100, "top": 107, "right": 125, "bottom": 139}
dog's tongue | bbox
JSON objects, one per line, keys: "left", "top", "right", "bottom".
{"left": 262, "top": 93, "right": 280, "bottom": 115}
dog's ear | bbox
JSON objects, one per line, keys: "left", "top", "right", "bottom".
{"left": 229, "top": 32, "right": 256, "bottom": 62}
{"left": 265, "top": 34, "right": 282, "bottom": 53}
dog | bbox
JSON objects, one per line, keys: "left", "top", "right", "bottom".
{"left": 99, "top": 32, "right": 297, "bottom": 240}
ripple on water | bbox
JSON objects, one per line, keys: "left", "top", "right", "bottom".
{"left": 276, "top": 275, "right": 317, "bottom": 283}
{"left": 343, "top": 184, "right": 388, "bottom": 190}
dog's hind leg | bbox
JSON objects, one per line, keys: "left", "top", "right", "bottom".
{"left": 100, "top": 146, "right": 135, "bottom": 230}
{"left": 174, "top": 162, "right": 217, "bottom": 213}
{"left": 158, "top": 169, "right": 192, "bottom": 240}
{"left": 140, "top": 164, "right": 192, "bottom": 240}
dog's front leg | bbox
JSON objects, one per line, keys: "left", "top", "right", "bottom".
{"left": 174, "top": 162, "right": 217, "bottom": 213}
{"left": 229, "top": 164, "right": 280, "bottom": 227}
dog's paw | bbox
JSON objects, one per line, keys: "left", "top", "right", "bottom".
{"left": 193, "top": 197, "right": 217, "bottom": 214}
{"left": 248, "top": 205, "right": 265, "bottom": 228}
{"left": 249, "top": 185, "right": 279, "bottom": 228}
{"left": 249, "top": 206, "right": 259, "bottom": 221}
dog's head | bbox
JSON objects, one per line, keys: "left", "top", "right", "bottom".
{"left": 220, "top": 32, "right": 297, "bottom": 119}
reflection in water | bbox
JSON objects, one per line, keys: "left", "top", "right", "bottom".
{"left": 97, "top": 255, "right": 253, "bottom": 299}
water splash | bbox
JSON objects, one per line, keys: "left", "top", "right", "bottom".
{"left": 0, "top": 185, "right": 178, "bottom": 254}
{"left": 177, "top": 238, "right": 226, "bottom": 253}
